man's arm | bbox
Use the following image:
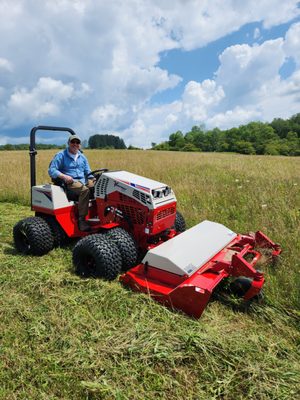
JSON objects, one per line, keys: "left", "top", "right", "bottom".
{"left": 48, "top": 153, "right": 74, "bottom": 184}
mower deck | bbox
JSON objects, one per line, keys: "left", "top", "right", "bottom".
{"left": 120, "top": 221, "right": 281, "bottom": 318}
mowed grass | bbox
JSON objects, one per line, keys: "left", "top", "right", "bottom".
{"left": 0, "top": 150, "right": 299, "bottom": 399}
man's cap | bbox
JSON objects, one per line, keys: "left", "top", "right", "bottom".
{"left": 68, "top": 134, "right": 81, "bottom": 143}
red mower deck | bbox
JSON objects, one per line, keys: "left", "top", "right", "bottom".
{"left": 120, "top": 221, "right": 281, "bottom": 318}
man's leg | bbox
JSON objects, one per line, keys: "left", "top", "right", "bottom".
{"left": 67, "top": 181, "right": 91, "bottom": 231}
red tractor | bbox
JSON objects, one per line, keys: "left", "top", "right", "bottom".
{"left": 13, "top": 126, "right": 281, "bottom": 318}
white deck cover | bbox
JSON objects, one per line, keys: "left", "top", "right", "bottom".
{"left": 142, "top": 220, "right": 237, "bottom": 276}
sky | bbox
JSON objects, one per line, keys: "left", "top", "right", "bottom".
{"left": 0, "top": 0, "right": 300, "bottom": 148}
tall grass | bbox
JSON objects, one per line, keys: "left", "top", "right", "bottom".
{"left": 1, "top": 149, "right": 299, "bottom": 308}
{"left": 0, "top": 150, "right": 299, "bottom": 399}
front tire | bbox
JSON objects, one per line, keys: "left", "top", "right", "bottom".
{"left": 13, "top": 217, "right": 54, "bottom": 256}
{"left": 73, "top": 235, "right": 122, "bottom": 280}
{"left": 175, "top": 211, "right": 186, "bottom": 233}
{"left": 106, "top": 227, "right": 138, "bottom": 271}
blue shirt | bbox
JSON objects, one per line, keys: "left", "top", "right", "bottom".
{"left": 48, "top": 149, "right": 92, "bottom": 185}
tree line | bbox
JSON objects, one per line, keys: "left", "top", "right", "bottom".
{"left": 0, "top": 143, "right": 64, "bottom": 151}
{"left": 0, "top": 134, "right": 127, "bottom": 151}
{"left": 1, "top": 114, "right": 300, "bottom": 154}
{"left": 152, "top": 113, "right": 300, "bottom": 156}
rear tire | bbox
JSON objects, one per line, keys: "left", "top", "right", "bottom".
{"left": 106, "top": 227, "right": 138, "bottom": 271}
{"left": 13, "top": 217, "right": 54, "bottom": 256}
{"left": 175, "top": 211, "right": 186, "bottom": 233}
{"left": 73, "top": 235, "right": 122, "bottom": 280}
{"left": 38, "top": 214, "right": 69, "bottom": 247}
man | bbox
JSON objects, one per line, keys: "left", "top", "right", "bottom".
{"left": 48, "top": 134, "right": 94, "bottom": 232}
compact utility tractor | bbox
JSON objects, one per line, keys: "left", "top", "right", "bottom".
{"left": 13, "top": 126, "right": 281, "bottom": 318}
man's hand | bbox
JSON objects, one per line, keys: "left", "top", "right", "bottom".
{"left": 60, "top": 174, "right": 74, "bottom": 184}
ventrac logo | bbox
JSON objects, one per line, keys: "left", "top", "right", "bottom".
{"left": 114, "top": 181, "right": 127, "bottom": 191}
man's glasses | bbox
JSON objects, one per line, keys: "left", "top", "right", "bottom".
{"left": 70, "top": 140, "right": 81, "bottom": 144}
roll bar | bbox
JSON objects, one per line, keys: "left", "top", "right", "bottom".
{"left": 29, "top": 125, "right": 76, "bottom": 188}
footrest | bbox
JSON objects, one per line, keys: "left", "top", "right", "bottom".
{"left": 87, "top": 218, "right": 100, "bottom": 223}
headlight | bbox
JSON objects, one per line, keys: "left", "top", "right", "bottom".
{"left": 152, "top": 187, "right": 172, "bottom": 198}
{"left": 163, "top": 186, "right": 171, "bottom": 196}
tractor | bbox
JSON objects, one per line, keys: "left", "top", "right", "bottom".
{"left": 13, "top": 126, "right": 281, "bottom": 318}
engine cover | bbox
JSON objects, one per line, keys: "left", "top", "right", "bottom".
{"left": 95, "top": 170, "right": 176, "bottom": 210}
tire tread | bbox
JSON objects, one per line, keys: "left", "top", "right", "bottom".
{"left": 13, "top": 216, "right": 54, "bottom": 256}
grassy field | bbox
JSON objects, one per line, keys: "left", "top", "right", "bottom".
{"left": 0, "top": 149, "right": 299, "bottom": 399}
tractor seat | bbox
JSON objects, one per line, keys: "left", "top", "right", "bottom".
{"left": 51, "top": 178, "right": 95, "bottom": 201}
{"left": 51, "top": 177, "right": 79, "bottom": 201}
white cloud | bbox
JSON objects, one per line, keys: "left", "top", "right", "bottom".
{"left": 216, "top": 39, "right": 285, "bottom": 105}
{"left": 182, "top": 80, "right": 224, "bottom": 121}
{"left": 91, "top": 104, "right": 126, "bottom": 130}
{"left": 258, "top": 70, "right": 300, "bottom": 120}
{"left": 121, "top": 101, "right": 183, "bottom": 147}
{"left": 258, "top": 1, "right": 300, "bottom": 28}
{"left": 100, "top": 66, "right": 181, "bottom": 106}
{"left": 253, "top": 28, "right": 261, "bottom": 40}
{"left": 148, "top": 0, "right": 300, "bottom": 50}
{"left": 0, "top": 1, "right": 299, "bottom": 146}
{"left": 284, "top": 22, "right": 300, "bottom": 65}
{"left": 121, "top": 24, "right": 300, "bottom": 146}
{"left": 207, "top": 107, "right": 262, "bottom": 129}
{"left": 0, "top": 135, "right": 28, "bottom": 146}
{"left": 0, "top": 58, "right": 13, "bottom": 72}
{"left": 7, "top": 78, "right": 75, "bottom": 125}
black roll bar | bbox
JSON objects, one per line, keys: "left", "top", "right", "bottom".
{"left": 29, "top": 125, "right": 76, "bottom": 189}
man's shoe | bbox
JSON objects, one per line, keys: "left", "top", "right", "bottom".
{"left": 78, "top": 217, "right": 91, "bottom": 232}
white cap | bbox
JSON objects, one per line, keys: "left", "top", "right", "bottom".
{"left": 68, "top": 134, "right": 81, "bottom": 143}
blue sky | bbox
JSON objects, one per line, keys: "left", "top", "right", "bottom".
{"left": 0, "top": 1, "right": 300, "bottom": 147}
{"left": 156, "top": 20, "right": 299, "bottom": 103}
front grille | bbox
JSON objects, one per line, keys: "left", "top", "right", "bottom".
{"left": 119, "top": 192, "right": 139, "bottom": 205}
{"left": 119, "top": 192, "right": 137, "bottom": 204}
{"left": 156, "top": 206, "right": 176, "bottom": 220}
{"left": 117, "top": 204, "right": 145, "bottom": 225}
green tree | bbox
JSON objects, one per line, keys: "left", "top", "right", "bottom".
{"left": 277, "top": 141, "right": 291, "bottom": 156}
{"left": 270, "top": 118, "right": 292, "bottom": 139}
{"left": 264, "top": 141, "right": 280, "bottom": 155}
{"left": 152, "top": 142, "right": 170, "bottom": 151}
{"left": 234, "top": 141, "right": 256, "bottom": 155}
{"left": 88, "top": 134, "right": 126, "bottom": 149}
{"left": 127, "top": 144, "right": 142, "bottom": 150}
{"left": 286, "top": 131, "right": 300, "bottom": 155}
{"left": 224, "top": 128, "right": 241, "bottom": 152}
{"left": 205, "top": 128, "right": 222, "bottom": 151}
{"left": 150, "top": 114, "right": 300, "bottom": 156}
{"left": 168, "top": 131, "right": 185, "bottom": 150}
{"left": 181, "top": 143, "right": 199, "bottom": 152}
{"left": 185, "top": 125, "right": 206, "bottom": 150}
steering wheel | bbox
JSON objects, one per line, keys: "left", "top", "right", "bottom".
{"left": 88, "top": 168, "right": 109, "bottom": 182}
